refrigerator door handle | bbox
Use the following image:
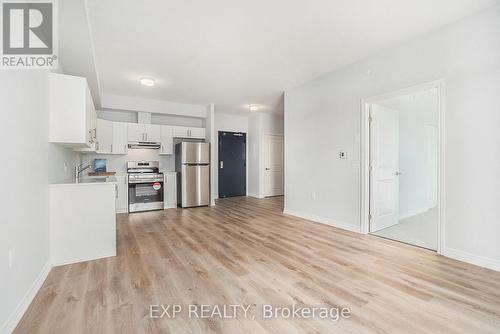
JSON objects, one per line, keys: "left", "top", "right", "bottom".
{"left": 220, "top": 161, "right": 224, "bottom": 169}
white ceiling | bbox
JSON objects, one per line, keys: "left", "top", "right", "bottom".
{"left": 85, "top": 0, "right": 498, "bottom": 114}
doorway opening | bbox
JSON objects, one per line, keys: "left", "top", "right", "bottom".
{"left": 218, "top": 131, "right": 246, "bottom": 198}
{"left": 263, "top": 134, "right": 284, "bottom": 197}
{"left": 361, "top": 81, "right": 444, "bottom": 251}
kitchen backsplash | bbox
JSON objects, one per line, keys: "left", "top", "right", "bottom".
{"left": 82, "top": 149, "right": 175, "bottom": 174}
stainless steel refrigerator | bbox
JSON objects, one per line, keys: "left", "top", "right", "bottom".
{"left": 175, "top": 142, "right": 210, "bottom": 208}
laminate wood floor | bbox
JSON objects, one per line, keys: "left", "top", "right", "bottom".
{"left": 14, "top": 197, "right": 500, "bottom": 334}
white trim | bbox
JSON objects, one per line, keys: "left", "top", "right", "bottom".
{"left": 442, "top": 248, "right": 500, "bottom": 272}
{"left": 399, "top": 207, "right": 434, "bottom": 220}
{"left": 101, "top": 94, "right": 207, "bottom": 118}
{"left": 247, "top": 192, "right": 263, "bottom": 199}
{"left": 1, "top": 262, "right": 52, "bottom": 334}
{"left": 284, "top": 208, "right": 361, "bottom": 233}
{"left": 360, "top": 80, "right": 445, "bottom": 254}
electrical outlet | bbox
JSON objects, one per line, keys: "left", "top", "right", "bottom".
{"left": 339, "top": 151, "right": 347, "bottom": 159}
{"left": 8, "top": 249, "right": 15, "bottom": 268}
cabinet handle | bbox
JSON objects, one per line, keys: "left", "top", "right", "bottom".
{"left": 115, "top": 184, "right": 118, "bottom": 198}
{"left": 111, "top": 144, "right": 113, "bottom": 153}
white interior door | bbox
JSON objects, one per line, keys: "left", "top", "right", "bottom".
{"left": 370, "top": 104, "right": 400, "bottom": 232}
{"left": 264, "top": 135, "right": 284, "bottom": 197}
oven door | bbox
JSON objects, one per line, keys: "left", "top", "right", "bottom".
{"left": 128, "top": 181, "right": 164, "bottom": 212}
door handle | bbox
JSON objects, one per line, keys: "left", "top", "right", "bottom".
{"left": 395, "top": 171, "right": 402, "bottom": 176}
{"left": 265, "top": 168, "right": 270, "bottom": 170}
{"left": 220, "top": 161, "right": 224, "bottom": 169}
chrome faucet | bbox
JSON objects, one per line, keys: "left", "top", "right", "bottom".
{"left": 74, "top": 161, "right": 93, "bottom": 182}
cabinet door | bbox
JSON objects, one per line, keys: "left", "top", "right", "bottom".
{"left": 96, "top": 119, "right": 113, "bottom": 154}
{"left": 172, "top": 126, "right": 189, "bottom": 138}
{"left": 189, "top": 127, "right": 206, "bottom": 139}
{"left": 127, "top": 123, "right": 145, "bottom": 142}
{"left": 115, "top": 175, "right": 128, "bottom": 213}
{"left": 83, "top": 86, "right": 98, "bottom": 151}
{"left": 112, "top": 122, "right": 128, "bottom": 154}
{"left": 145, "top": 124, "right": 161, "bottom": 142}
{"left": 164, "top": 172, "right": 177, "bottom": 209}
{"left": 160, "top": 126, "right": 173, "bottom": 155}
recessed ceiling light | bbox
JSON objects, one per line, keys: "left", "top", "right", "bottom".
{"left": 248, "top": 104, "right": 260, "bottom": 111}
{"left": 140, "top": 77, "right": 155, "bottom": 87}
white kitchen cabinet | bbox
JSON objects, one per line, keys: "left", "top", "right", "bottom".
{"left": 96, "top": 119, "right": 113, "bottom": 154}
{"left": 172, "top": 126, "right": 206, "bottom": 139}
{"left": 49, "top": 73, "right": 97, "bottom": 149}
{"left": 50, "top": 182, "right": 116, "bottom": 266}
{"left": 164, "top": 172, "right": 177, "bottom": 209}
{"left": 127, "top": 123, "right": 161, "bottom": 142}
{"left": 190, "top": 127, "right": 206, "bottom": 139}
{"left": 160, "top": 126, "right": 174, "bottom": 155}
{"left": 145, "top": 124, "right": 161, "bottom": 142}
{"left": 127, "top": 123, "right": 144, "bottom": 142}
{"left": 115, "top": 175, "right": 128, "bottom": 213}
{"left": 112, "top": 122, "right": 128, "bottom": 154}
{"left": 96, "top": 120, "right": 128, "bottom": 155}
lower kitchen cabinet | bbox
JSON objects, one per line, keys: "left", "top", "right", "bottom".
{"left": 50, "top": 182, "right": 116, "bottom": 266}
{"left": 115, "top": 175, "right": 128, "bottom": 213}
{"left": 164, "top": 172, "right": 177, "bottom": 209}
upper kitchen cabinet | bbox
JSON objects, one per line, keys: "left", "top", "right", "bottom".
{"left": 96, "top": 119, "right": 113, "bottom": 154}
{"left": 172, "top": 126, "right": 206, "bottom": 139}
{"left": 112, "top": 122, "right": 128, "bottom": 154}
{"left": 49, "top": 73, "right": 97, "bottom": 149}
{"left": 160, "top": 125, "right": 173, "bottom": 155}
{"left": 127, "top": 123, "right": 144, "bottom": 142}
{"left": 145, "top": 124, "right": 161, "bottom": 142}
{"left": 127, "top": 123, "right": 161, "bottom": 142}
{"left": 96, "top": 119, "right": 128, "bottom": 155}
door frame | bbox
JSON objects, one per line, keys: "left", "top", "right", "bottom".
{"left": 262, "top": 134, "right": 284, "bottom": 197}
{"left": 360, "top": 80, "right": 445, "bottom": 254}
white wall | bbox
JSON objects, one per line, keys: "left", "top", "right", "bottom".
{"left": 214, "top": 113, "right": 249, "bottom": 198}
{"left": 0, "top": 71, "right": 79, "bottom": 333}
{"left": 284, "top": 7, "right": 500, "bottom": 269}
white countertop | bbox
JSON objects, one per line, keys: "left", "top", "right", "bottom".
{"left": 50, "top": 176, "right": 118, "bottom": 187}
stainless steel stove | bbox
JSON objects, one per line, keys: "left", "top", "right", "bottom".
{"left": 127, "top": 161, "right": 164, "bottom": 212}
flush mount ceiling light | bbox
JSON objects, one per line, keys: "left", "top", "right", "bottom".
{"left": 248, "top": 104, "right": 260, "bottom": 111}
{"left": 140, "top": 77, "right": 155, "bottom": 87}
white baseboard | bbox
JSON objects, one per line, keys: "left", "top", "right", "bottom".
{"left": 399, "top": 207, "right": 432, "bottom": 220}
{"left": 442, "top": 247, "right": 500, "bottom": 272}
{"left": 247, "top": 193, "right": 263, "bottom": 199}
{"left": 283, "top": 208, "right": 361, "bottom": 233}
{"left": 1, "top": 261, "right": 52, "bottom": 334}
